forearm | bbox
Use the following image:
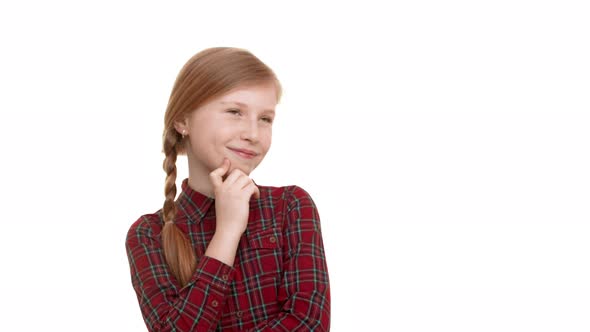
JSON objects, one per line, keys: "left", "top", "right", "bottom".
{"left": 204, "top": 231, "right": 242, "bottom": 266}
{"left": 127, "top": 226, "right": 237, "bottom": 332}
{"left": 246, "top": 288, "right": 331, "bottom": 332}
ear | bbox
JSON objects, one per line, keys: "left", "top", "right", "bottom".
{"left": 173, "top": 117, "right": 189, "bottom": 136}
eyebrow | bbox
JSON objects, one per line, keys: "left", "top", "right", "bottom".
{"left": 220, "top": 101, "right": 275, "bottom": 114}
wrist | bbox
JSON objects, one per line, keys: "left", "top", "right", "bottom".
{"left": 205, "top": 231, "right": 242, "bottom": 266}
{"left": 213, "top": 229, "right": 243, "bottom": 243}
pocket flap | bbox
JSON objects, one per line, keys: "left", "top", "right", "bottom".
{"left": 247, "top": 227, "right": 281, "bottom": 249}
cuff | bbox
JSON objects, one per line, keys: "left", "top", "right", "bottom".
{"left": 186, "top": 255, "right": 236, "bottom": 291}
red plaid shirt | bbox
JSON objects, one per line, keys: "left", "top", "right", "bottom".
{"left": 125, "top": 178, "right": 331, "bottom": 331}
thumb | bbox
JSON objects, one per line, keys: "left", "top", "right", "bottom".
{"left": 209, "top": 158, "right": 230, "bottom": 188}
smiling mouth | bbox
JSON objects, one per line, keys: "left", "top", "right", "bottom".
{"left": 228, "top": 147, "right": 257, "bottom": 159}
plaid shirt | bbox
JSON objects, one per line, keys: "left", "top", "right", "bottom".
{"left": 126, "top": 178, "right": 331, "bottom": 331}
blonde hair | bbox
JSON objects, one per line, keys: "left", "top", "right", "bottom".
{"left": 161, "top": 47, "right": 282, "bottom": 286}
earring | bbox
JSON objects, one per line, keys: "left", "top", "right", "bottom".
{"left": 182, "top": 130, "right": 187, "bottom": 138}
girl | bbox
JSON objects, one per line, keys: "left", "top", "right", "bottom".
{"left": 125, "top": 47, "right": 331, "bottom": 331}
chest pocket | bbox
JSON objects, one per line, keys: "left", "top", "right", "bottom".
{"left": 248, "top": 227, "right": 282, "bottom": 249}
{"left": 241, "top": 227, "right": 282, "bottom": 277}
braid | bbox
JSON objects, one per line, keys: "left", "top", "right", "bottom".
{"left": 161, "top": 129, "right": 197, "bottom": 287}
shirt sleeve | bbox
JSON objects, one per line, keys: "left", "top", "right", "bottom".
{"left": 125, "top": 217, "right": 236, "bottom": 332}
{"left": 247, "top": 185, "right": 331, "bottom": 331}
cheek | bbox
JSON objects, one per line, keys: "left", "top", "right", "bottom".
{"left": 262, "top": 130, "right": 272, "bottom": 149}
{"left": 189, "top": 130, "right": 221, "bottom": 163}
{"left": 199, "top": 124, "right": 227, "bottom": 148}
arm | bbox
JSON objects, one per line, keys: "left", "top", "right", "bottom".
{"left": 125, "top": 218, "right": 236, "bottom": 332}
{"left": 247, "top": 186, "right": 331, "bottom": 331}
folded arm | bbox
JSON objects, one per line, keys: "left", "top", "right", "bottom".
{"left": 126, "top": 218, "right": 235, "bottom": 332}
{"left": 247, "top": 186, "right": 331, "bottom": 331}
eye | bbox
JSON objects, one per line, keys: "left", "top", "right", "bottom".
{"left": 261, "top": 117, "right": 273, "bottom": 123}
{"left": 227, "top": 108, "right": 241, "bottom": 115}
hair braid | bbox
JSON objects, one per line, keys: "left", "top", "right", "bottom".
{"left": 161, "top": 129, "right": 196, "bottom": 287}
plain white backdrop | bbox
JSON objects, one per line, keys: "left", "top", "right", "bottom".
{"left": 1, "top": 1, "right": 589, "bottom": 331}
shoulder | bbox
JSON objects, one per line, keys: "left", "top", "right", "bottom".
{"left": 256, "top": 183, "right": 316, "bottom": 208}
{"left": 279, "top": 185, "right": 323, "bottom": 234}
{"left": 284, "top": 185, "right": 317, "bottom": 211}
{"left": 125, "top": 210, "right": 163, "bottom": 247}
{"left": 258, "top": 184, "right": 320, "bottom": 229}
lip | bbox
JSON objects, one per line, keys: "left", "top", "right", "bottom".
{"left": 228, "top": 147, "right": 258, "bottom": 159}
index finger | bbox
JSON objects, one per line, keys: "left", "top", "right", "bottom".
{"left": 209, "top": 158, "right": 230, "bottom": 188}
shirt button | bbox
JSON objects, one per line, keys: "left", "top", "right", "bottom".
{"left": 211, "top": 300, "right": 218, "bottom": 307}
{"left": 236, "top": 311, "right": 243, "bottom": 318}
{"left": 222, "top": 274, "right": 228, "bottom": 281}
{"left": 269, "top": 236, "right": 276, "bottom": 243}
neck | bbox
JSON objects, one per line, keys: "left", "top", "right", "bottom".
{"left": 186, "top": 158, "right": 216, "bottom": 199}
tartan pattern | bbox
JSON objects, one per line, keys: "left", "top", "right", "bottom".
{"left": 126, "top": 178, "right": 331, "bottom": 331}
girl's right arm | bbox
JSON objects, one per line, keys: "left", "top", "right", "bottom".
{"left": 126, "top": 219, "right": 236, "bottom": 332}
{"left": 126, "top": 158, "right": 259, "bottom": 331}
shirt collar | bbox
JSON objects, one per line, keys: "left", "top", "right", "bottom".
{"left": 176, "top": 177, "right": 215, "bottom": 223}
{"left": 175, "top": 177, "right": 262, "bottom": 223}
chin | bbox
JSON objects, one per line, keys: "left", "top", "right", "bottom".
{"left": 235, "top": 165, "right": 253, "bottom": 175}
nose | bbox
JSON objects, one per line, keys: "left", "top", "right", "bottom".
{"left": 240, "top": 118, "right": 259, "bottom": 142}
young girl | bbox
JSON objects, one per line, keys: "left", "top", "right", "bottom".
{"left": 125, "top": 47, "right": 331, "bottom": 331}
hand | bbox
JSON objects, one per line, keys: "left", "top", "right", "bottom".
{"left": 209, "top": 158, "right": 261, "bottom": 238}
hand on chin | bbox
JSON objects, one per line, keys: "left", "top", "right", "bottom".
{"left": 218, "top": 155, "right": 252, "bottom": 181}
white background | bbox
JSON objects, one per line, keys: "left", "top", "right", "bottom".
{"left": 1, "top": 1, "right": 589, "bottom": 331}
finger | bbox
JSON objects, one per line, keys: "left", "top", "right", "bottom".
{"left": 254, "top": 184, "right": 261, "bottom": 200}
{"left": 209, "top": 158, "right": 230, "bottom": 184}
{"left": 221, "top": 159, "right": 232, "bottom": 181}
{"left": 209, "top": 158, "right": 230, "bottom": 188}
{"left": 246, "top": 181, "right": 261, "bottom": 200}
{"left": 251, "top": 179, "right": 260, "bottom": 199}
{"left": 224, "top": 168, "right": 246, "bottom": 186}
{"left": 234, "top": 173, "right": 252, "bottom": 190}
